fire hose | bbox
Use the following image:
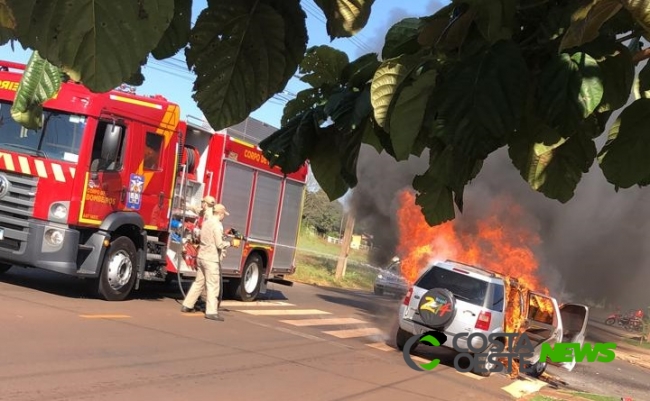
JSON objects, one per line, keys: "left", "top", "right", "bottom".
{"left": 174, "top": 226, "right": 246, "bottom": 311}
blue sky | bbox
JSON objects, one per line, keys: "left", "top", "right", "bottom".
{"left": 0, "top": 0, "right": 444, "bottom": 129}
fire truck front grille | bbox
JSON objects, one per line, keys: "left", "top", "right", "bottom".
{"left": 0, "top": 172, "right": 37, "bottom": 251}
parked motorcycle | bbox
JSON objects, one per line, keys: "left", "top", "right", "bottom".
{"left": 605, "top": 312, "right": 620, "bottom": 326}
{"left": 605, "top": 309, "right": 645, "bottom": 332}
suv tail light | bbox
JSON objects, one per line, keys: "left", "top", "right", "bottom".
{"left": 475, "top": 310, "right": 492, "bottom": 330}
{"left": 403, "top": 287, "right": 413, "bottom": 306}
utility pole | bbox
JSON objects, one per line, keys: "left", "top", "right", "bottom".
{"left": 335, "top": 211, "right": 355, "bottom": 280}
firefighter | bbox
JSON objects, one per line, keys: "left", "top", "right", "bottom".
{"left": 180, "top": 198, "right": 230, "bottom": 321}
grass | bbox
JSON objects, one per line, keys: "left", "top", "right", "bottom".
{"left": 529, "top": 392, "right": 620, "bottom": 401}
{"left": 565, "top": 392, "right": 619, "bottom": 401}
{"left": 296, "top": 231, "right": 370, "bottom": 264}
{"left": 623, "top": 338, "right": 650, "bottom": 349}
{"left": 291, "top": 230, "right": 378, "bottom": 291}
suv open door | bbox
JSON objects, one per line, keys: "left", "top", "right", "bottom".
{"left": 522, "top": 291, "right": 563, "bottom": 377}
{"left": 554, "top": 303, "right": 589, "bottom": 372}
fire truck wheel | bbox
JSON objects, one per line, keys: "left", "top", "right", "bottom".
{"left": 234, "top": 254, "right": 263, "bottom": 302}
{"left": 0, "top": 263, "right": 11, "bottom": 274}
{"left": 97, "top": 237, "right": 138, "bottom": 301}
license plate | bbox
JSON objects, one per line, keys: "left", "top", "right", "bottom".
{"left": 0, "top": 228, "right": 4, "bottom": 240}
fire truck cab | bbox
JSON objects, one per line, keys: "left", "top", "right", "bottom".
{"left": 0, "top": 60, "right": 307, "bottom": 302}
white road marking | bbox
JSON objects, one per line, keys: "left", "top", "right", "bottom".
{"left": 280, "top": 317, "right": 367, "bottom": 326}
{"left": 238, "top": 309, "right": 331, "bottom": 316}
{"left": 366, "top": 342, "right": 395, "bottom": 352}
{"left": 220, "top": 300, "right": 295, "bottom": 307}
{"left": 323, "top": 327, "right": 385, "bottom": 339}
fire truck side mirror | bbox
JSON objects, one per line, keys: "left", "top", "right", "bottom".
{"left": 101, "top": 124, "right": 123, "bottom": 162}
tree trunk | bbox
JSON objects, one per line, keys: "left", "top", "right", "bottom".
{"left": 335, "top": 212, "right": 355, "bottom": 280}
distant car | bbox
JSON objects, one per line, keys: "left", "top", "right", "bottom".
{"left": 374, "top": 257, "right": 408, "bottom": 297}
{"left": 395, "top": 259, "right": 589, "bottom": 377}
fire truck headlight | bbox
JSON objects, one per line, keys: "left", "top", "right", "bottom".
{"left": 44, "top": 228, "right": 65, "bottom": 246}
{"left": 49, "top": 202, "right": 69, "bottom": 222}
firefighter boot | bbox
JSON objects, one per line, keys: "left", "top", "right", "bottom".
{"left": 205, "top": 314, "right": 224, "bottom": 322}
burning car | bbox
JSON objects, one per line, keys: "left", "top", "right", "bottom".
{"left": 374, "top": 256, "right": 408, "bottom": 297}
{"left": 395, "top": 259, "right": 589, "bottom": 377}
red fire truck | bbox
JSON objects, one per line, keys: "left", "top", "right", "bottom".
{"left": 0, "top": 59, "right": 308, "bottom": 302}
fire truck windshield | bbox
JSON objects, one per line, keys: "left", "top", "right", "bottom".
{"left": 0, "top": 100, "right": 85, "bottom": 163}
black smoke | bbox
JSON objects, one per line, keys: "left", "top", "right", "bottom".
{"left": 347, "top": 2, "right": 650, "bottom": 308}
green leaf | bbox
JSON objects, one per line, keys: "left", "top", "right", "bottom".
{"left": 461, "top": 0, "right": 517, "bottom": 43}
{"left": 0, "top": 26, "right": 14, "bottom": 46}
{"left": 265, "top": 0, "right": 309, "bottom": 89}
{"left": 620, "top": 0, "right": 650, "bottom": 32}
{"left": 537, "top": 52, "right": 603, "bottom": 135}
{"left": 434, "top": 39, "right": 529, "bottom": 159}
{"left": 340, "top": 53, "right": 380, "bottom": 89}
{"left": 8, "top": 0, "right": 174, "bottom": 92}
{"left": 313, "top": 0, "right": 375, "bottom": 39}
{"left": 581, "top": 39, "right": 634, "bottom": 113}
{"left": 436, "top": 5, "right": 476, "bottom": 52}
{"left": 388, "top": 68, "right": 437, "bottom": 161}
{"left": 637, "top": 60, "right": 650, "bottom": 99}
{"left": 260, "top": 109, "right": 322, "bottom": 174}
{"left": 360, "top": 118, "right": 383, "bottom": 153}
{"left": 418, "top": 4, "right": 455, "bottom": 47}
{"left": 0, "top": 0, "right": 15, "bottom": 29}
{"left": 411, "top": 143, "right": 481, "bottom": 226}
{"left": 281, "top": 88, "right": 325, "bottom": 127}
{"left": 152, "top": 0, "right": 192, "bottom": 60}
{"left": 186, "top": 0, "right": 307, "bottom": 130}
{"left": 298, "top": 45, "right": 349, "bottom": 88}
{"left": 413, "top": 143, "right": 456, "bottom": 226}
{"left": 559, "top": 0, "right": 622, "bottom": 51}
{"left": 382, "top": 18, "right": 424, "bottom": 60}
{"left": 369, "top": 55, "right": 420, "bottom": 130}
{"left": 309, "top": 134, "right": 350, "bottom": 201}
{"left": 10, "top": 51, "right": 62, "bottom": 130}
{"left": 598, "top": 98, "right": 650, "bottom": 188}
{"left": 124, "top": 66, "right": 146, "bottom": 86}
{"left": 509, "top": 116, "right": 597, "bottom": 203}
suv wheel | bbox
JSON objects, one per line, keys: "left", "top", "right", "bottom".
{"left": 396, "top": 327, "right": 411, "bottom": 350}
{"left": 473, "top": 349, "right": 495, "bottom": 377}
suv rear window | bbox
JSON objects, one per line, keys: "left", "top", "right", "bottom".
{"left": 415, "top": 266, "right": 489, "bottom": 308}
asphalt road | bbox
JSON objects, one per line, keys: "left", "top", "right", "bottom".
{"left": 1, "top": 268, "right": 648, "bottom": 401}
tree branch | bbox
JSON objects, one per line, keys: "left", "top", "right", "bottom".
{"left": 633, "top": 48, "right": 650, "bottom": 64}
{"left": 617, "top": 31, "right": 641, "bottom": 43}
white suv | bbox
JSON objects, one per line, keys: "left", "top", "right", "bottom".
{"left": 396, "top": 260, "right": 589, "bottom": 377}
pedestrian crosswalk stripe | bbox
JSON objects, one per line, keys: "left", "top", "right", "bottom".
{"left": 323, "top": 327, "right": 385, "bottom": 339}
{"left": 238, "top": 309, "right": 331, "bottom": 316}
{"left": 220, "top": 300, "right": 295, "bottom": 307}
{"left": 80, "top": 314, "right": 131, "bottom": 319}
{"left": 280, "top": 317, "right": 367, "bottom": 326}
{"left": 366, "top": 342, "right": 395, "bottom": 352}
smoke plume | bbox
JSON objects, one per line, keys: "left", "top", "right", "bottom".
{"left": 348, "top": 2, "right": 650, "bottom": 308}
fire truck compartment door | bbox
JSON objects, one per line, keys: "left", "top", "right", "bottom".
{"left": 556, "top": 303, "right": 589, "bottom": 371}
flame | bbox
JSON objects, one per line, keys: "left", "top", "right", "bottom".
{"left": 396, "top": 190, "right": 549, "bottom": 378}
{"left": 396, "top": 190, "right": 547, "bottom": 293}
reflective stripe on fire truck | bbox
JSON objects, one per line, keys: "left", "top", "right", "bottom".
{"left": 0, "top": 151, "right": 76, "bottom": 182}
{"left": 109, "top": 94, "right": 163, "bottom": 110}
